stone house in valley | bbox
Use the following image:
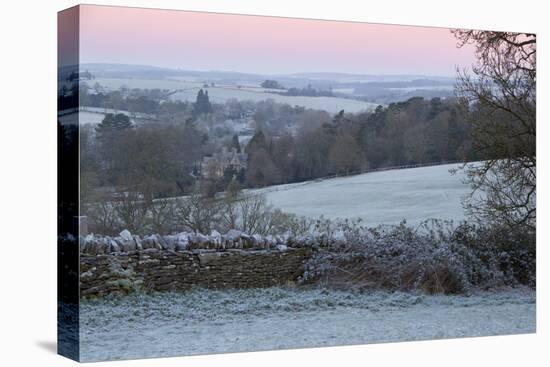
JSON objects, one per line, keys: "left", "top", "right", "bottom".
{"left": 201, "top": 147, "right": 248, "bottom": 178}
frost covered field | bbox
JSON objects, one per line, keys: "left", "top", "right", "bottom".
{"left": 79, "top": 287, "right": 535, "bottom": 362}
{"left": 259, "top": 163, "right": 470, "bottom": 225}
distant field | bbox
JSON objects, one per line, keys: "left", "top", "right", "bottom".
{"left": 257, "top": 163, "right": 471, "bottom": 226}
{"left": 92, "top": 77, "right": 379, "bottom": 113}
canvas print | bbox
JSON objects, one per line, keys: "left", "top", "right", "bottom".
{"left": 58, "top": 5, "right": 536, "bottom": 362}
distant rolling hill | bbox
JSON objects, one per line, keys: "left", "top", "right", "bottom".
{"left": 81, "top": 63, "right": 456, "bottom": 107}
{"left": 92, "top": 76, "right": 380, "bottom": 113}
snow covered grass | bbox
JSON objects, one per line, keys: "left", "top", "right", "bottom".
{"left": 79, "top": 287, "right": 535, "bottom": 362}
{"left": 258, "top": 163, "right": 470, "bottom": 226}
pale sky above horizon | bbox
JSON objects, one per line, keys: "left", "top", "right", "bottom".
{"left": 78, "top": 5, "right": 477, "bottom": 77}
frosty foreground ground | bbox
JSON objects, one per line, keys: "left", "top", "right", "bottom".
{"left": 79, "top": 287, "right": 535, "bottom": 362}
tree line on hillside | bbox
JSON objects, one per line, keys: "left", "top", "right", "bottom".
{"left": 242, "top": 97, "right": 476, "bottom": 187}
{"left": 276, "top": 84, "right": 335, "bottom": 97}
{"left": 260, "top": 80, "right": 284, "bottom": 89}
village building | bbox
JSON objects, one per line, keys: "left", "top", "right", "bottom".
{"left": 201, "top": 147, "right": 248, "bottom": 178}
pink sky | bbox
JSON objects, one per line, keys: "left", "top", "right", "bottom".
{"left": 78, "top": 5, "right": 476, "bottom": 76}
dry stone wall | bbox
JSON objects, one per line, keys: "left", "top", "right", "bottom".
{"left": 79, "top": 230, "right": 313, "bottom": 297}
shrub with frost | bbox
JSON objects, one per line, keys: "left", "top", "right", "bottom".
{"left": 301, "top": 219, "right": 535, "bottom": 293}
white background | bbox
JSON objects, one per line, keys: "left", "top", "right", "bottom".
{"left": 0, "top": 0, "right": 547, "bottom": 365}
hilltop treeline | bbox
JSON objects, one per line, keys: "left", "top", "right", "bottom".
{"left": 276, "top": 85, "right": 335, "bottom": 97}
{"left": 244, "top": 97, "right": 476, "bottom": 187}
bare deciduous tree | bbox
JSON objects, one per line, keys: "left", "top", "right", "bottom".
{"left": 148, "top": 198, "right": 177, "bottom": 234}
{"left": 113, "top": 191, "right": 149, "bottom": 235}
{"left": 238, "top": 194, "right": 270, "bottom": 235}
{"left": 174, "top": 192, "right": 221, "bottom": 234}
{"left": 87, "top": 194, "right": 120, "bottom": 235}
{"left": 453, "top": 30, "right": 536, "bottom": 231}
